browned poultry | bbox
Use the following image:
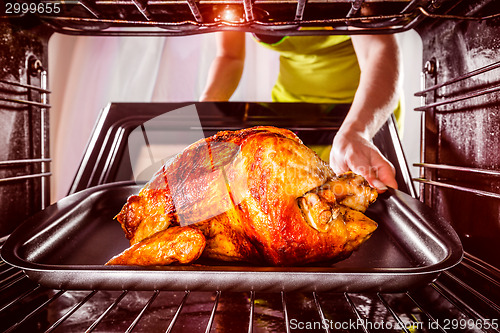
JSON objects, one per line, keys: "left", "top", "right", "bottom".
{"left": 106, "top": 126, "right": 378, "bottom": 266}
{"left": 106, "top": 226, "right": 206, "bottom": 266}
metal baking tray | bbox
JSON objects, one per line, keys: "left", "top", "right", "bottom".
{"left": 1, "top": 181, "right": 463, "bottom": 292}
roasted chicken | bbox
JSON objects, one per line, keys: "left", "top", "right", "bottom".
{"left": 106, "top": 126, "right": 378, "bottom": 266}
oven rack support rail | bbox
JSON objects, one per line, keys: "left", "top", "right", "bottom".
{"left": 414, "top": 58, "right": 500, "bottom": 201}
{"left": 0, "top": 60, "right": 52, "bottom": 213}
{"left": 2, "top": 0, "right": 500, "bottom": 36}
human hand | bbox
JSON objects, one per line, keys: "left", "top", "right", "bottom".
{"left": 330, "top": 130, "right": 398, "bottom": 192}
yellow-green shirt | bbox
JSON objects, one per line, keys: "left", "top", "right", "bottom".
{"left": 256, "top": 34, "right": 403, "bottom": 133}
{"left": 257, "top": 35, "right": 360, "bottom": 104}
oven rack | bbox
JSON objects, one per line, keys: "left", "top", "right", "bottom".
{"left": 0, "top": 244, "right": 498, "bottom": 333}
{"left": 0, "top": 0, "right": 466, "bottom": 36}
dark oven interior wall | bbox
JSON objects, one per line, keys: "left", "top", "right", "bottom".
{"left": 0, "top": 19, "right": 51, "bottom": 237}
{"left": 416, "top": 0, "right": 500, "bottom": 268}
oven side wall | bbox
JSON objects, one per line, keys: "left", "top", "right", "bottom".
{"left": 0, "top": 19, "right": 51, "bottom": 237}
{"left": 416, "top": 0, "right": 500, "bottom": 268}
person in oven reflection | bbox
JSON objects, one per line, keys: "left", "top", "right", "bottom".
{"left": 200, "top": 31, "right": 402, "bottom": 192}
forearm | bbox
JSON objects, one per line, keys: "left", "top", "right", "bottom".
{"left": 330, "top": 34, "right": 401, "bottom": 190}
{"left": 340, "top": 35, "right": 401, "bottom": 139}
{"left": 200, "top": 56, "right": 244, "bottom": 101}
{"left": 200, "top": 31, "right": 246, "bottom": 101}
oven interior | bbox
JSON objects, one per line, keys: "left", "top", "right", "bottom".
{"left": 1, "top": 0, "right": 500, "bottom": 332}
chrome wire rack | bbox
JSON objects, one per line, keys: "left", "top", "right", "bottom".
{"left": 0, "top": 0, "right": 490, "bottom": 36}
{"left": 1, "top": 240, "right": 499, "bottom": 333}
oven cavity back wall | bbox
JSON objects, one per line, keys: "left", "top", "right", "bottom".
{"left": 415, "top": 0, "right": 500, "bottom": 268}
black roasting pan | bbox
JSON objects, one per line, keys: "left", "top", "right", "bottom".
{"left": 1, "top": 181, "right": 463, "bottom": 292}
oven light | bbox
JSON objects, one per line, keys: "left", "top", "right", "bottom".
{"left": 216, "top": 6, "right": 244, "bottom": 23}
{"left": 221, "top": 9, "right": 237, "bottom": 22}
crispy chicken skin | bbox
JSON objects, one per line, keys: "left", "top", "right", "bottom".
{"left": 107, "top": 126, "right": 378, "bottom": 266}
{"left": 316, "top": 172, "right": 378, "bottom": 213}
{"left": 106, "top": 226, "right": 205, "bottom": 266}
